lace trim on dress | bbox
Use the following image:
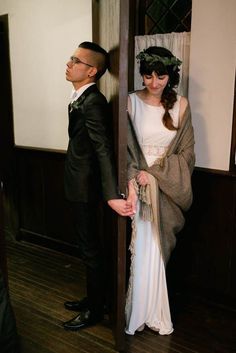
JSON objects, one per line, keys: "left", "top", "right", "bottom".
{"left": 141, "top": 144, "right": 167, "bottom": 157}
{"left": 125, "top": 207, "right": 137, "bottom": 323}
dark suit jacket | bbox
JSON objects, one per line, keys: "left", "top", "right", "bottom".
{"left": 64, "top": 84, "right": 120, "bottom": 203}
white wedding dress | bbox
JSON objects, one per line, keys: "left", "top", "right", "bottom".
{"left": 125, "top": 92, "right": 180, "bottom": 335}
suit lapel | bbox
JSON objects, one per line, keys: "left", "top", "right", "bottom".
{"left": 68, "top": 84, "right": 98, "bottom": 138}
{"left": 69, "top": 84, "right": 98, "bottom": 112}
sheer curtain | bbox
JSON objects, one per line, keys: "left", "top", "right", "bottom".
{"left": 134, "top": 32, "right": 191, "bottom": 96}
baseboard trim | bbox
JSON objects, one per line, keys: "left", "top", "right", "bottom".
{"left": 18, "top": 228, "right": 79, "bottom": 257}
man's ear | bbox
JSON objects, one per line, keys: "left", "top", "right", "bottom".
{"left": 88, "top": 66, "right": 98, "bottom": 78}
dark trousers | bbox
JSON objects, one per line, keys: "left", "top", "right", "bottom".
{"left": 70, "top": 201, "right": 104, "bottom": 319}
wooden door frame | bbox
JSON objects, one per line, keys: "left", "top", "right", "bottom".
{"left": 0, "top": 14, "right": 15, "bottom": 174}
{"left": 230, "top": 71, "right": 236, "bottom": 172}
{"left": 0, "top": 14, "right": 16, "bottom": 286}
{"left": 115, "top": 0, "right": 136, "bottom": 350}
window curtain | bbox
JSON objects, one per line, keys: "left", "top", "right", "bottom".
{"left": 134, "top": 32, "right": 191, "bottom": 97}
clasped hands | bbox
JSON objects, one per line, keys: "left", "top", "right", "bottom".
{"left": 107, "top": 199, "right": 135, "bottom": 217}
{"left": 108, "top": 170, "right": 149, "bottom": 217}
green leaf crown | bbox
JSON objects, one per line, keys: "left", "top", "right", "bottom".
{"left": 136, "top": 50, "right": 182, "bottom": 71}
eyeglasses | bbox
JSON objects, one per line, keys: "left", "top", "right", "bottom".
{"left": 69, "top": 56, "right": 93, "bottom": 67}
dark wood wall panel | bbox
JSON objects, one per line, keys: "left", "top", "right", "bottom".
{"left": 168, "top": 169, "right": 236, "bottom": 308}
{"left": 7, "top": 148, "right": 236, "bottom": 309}
{"left": 17, "top": 151, "right": 45, "bottom": 235}
{"left": 190, "top": 170, "right": 236, "bottom": 299}
{"left": 16, "top": 148, "right": 77, "bottom": 254}
{"left": 0, "top": 183, "right": 8, "bottom": 286}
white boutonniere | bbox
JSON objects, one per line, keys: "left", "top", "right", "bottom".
{"left": 70, "top": 100, "right": 80, "bottom": 112}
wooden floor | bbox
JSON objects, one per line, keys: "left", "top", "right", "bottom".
{"left": 6, "top": 240, "right": 236, "bottom": 353}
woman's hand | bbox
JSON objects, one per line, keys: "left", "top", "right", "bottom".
{"left": 127, "top": 181, "right": 138, "bottom": 216}
{"left": 136, "top": 170, "right": 149, "bottom": 186}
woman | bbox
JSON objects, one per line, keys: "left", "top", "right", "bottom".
{"left": 125, "top": 46, "right": 195, "bottom": 335}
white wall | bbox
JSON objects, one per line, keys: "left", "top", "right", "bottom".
{"left": 189, "top": 0, "right": 236, "bottom": 170}
{"left": 0, "top": 0, "right": 92, "bottom": 150}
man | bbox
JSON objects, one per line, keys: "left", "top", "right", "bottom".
{"left": 63, "top": 42, "right": 133, "bottom": 331}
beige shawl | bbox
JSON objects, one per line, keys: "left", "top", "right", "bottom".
{"left": 127, "top": 104, "right": 195, "bottom": 264}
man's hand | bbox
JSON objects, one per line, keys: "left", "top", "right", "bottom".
{"left": 107, "top": 199, "right": 134, "bottom": 217}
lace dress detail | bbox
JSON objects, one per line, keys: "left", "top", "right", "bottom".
{"left": 125, "top": 92, "right": 180, "bottom": 335}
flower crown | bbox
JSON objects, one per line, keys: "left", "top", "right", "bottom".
{"left": 136, "top": 50, "right": 182, "bottom": 71}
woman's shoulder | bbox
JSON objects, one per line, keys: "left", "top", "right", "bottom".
{"left": 128, "top": 90, "right": 146, "bottom": 117}
{"left": 128, "top": 90, "right": 143, "bottom": 113}
{"left": 178, "top": 95, "right": 188, "bottom": 105}
{"left": 178, "top": 95, "right": 189, "bottom": 124}
{"left": 128, "top": 90, "right": 143, "bottom": 98}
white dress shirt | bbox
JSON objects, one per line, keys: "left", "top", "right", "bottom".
{"left": 70, "top": 83, "right": 96, "bottom": 103}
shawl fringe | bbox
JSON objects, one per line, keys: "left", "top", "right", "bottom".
{"left": 139, "top": 185, "right": 153, "bottom": 222}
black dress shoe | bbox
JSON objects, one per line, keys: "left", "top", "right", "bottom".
{"left": 64, "top": 297, "right": 89, "bottom": 311}
{"left": 63, "top": 310, "right": 103, "bottom": 331}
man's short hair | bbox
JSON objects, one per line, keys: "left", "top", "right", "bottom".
{"left": 79, "top": 41, "right": 109, "bottom": 79}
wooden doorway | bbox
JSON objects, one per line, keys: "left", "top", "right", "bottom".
{"left": 114, "top": 0, "right": 135, "bottom": 350}
{"left": 0, "top": 15, "right": 15, "bottom": 182}
{"left": 0, "top": 14, "right": 15, "bottom": 285}
{"left": 92, "top": 0, "right": 135, "bottom": 350}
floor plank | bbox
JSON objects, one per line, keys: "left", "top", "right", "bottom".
{"left": 6, "top": 240, "right": 236, "bottom": 353}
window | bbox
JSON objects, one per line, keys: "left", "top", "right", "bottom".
{"left": 138, "top": 0, "right": 192, "bottom": 34}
